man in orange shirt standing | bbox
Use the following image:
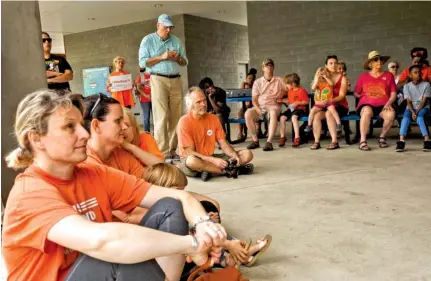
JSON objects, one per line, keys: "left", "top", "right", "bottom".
{"left": 177, "top": 87, "right": 254, "bottom": 182}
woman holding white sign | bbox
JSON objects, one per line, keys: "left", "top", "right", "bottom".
{"left": 107, "top": 56, "right": 135, "bottom": 109}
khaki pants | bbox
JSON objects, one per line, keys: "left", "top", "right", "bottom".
{"left": 150, "top": 75, "right": 183, "bottom": 156}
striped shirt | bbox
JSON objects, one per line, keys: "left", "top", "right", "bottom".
{"left": 139, "top": 32, "right": 188, "bottom": 75}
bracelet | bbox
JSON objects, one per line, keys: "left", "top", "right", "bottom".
{"left": 189, "top": 216, "right": 211, "bottom": 234}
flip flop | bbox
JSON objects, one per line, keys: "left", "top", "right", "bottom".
{"left": 235, "top": 238, "right": 252, "bottom": 269}
{"left": 245, "top": 234, "right": 272, "bottom": 267}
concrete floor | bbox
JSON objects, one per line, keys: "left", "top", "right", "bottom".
{"left": 186, "top": 128, "right": 431, "bottom": 281}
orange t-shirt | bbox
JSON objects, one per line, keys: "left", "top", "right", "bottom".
{"left": 287, "top": 87, "right": 309, "bottom": 111}
{"left": 107, "top": 70, "right": 135, "bottom": 107}
{"left": 399, "top": 65, "right": 431, "bottom": 84}
{"left": 2, "top": 163, "right": 150, "bottom": 281}
{"left": 86, "top": 145, "right": 145, "bottom": 178}
{"left": 177, "top": 112, "right": 225, "bottom": 158}
{"left": 315, "top": 79, "right": 333, "bottom": 103}
{"left": 135, "top": 73, "right": 151, "bottom": 103}
{"left": 138, "top": 132, "right": 164, "bottom": 160}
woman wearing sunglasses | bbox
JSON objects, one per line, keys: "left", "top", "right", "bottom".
{"left": 354, "top": 51, "right": 397, "bottom": 151}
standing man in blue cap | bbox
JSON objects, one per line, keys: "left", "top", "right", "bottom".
{"left": 139, "top": 14, "right": 188, "bottom": 161}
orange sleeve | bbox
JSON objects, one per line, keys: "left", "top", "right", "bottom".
{"left": 3, "top": 181, "right": 77, "bottom": 252}
{"left": 178, "top": 118, "right": 195, "bottom": 149}
{"left": 213, "top": 115, "right": 226, "bottom": 141}
{"left": 140, "top": 133, "right": 164, "bottom": 159}
{"left": 97, "top": 165, "right": 150, "bottom": 213}
{"left": 398, "top": 68, "right": 409, "bottom": 83}
{"left": 123, "top": 149, "right": 146, "bottom": 178}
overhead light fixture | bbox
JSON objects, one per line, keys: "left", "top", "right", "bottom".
{"left": 154, "top": 4, "right": 163, "bottom": 8}
{"left": 87, "top": 17, "right": 96, "bottom": 21}
{"left": 217, "top": 10, "right": 226, "bottom": 14}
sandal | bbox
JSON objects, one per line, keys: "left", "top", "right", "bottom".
{"left": 359, "top": 141, "right": 370, "bottom": 151}
{"left": 310, "top": 142, "right": 321, "bottom": 150}
{"left": 234, "top": 239, "right": 252, "bottom": 269}
{"left": 245, "top": 234, "right": 272, "bottom": 267}
{"left": 326, "top": 142, "right": 340, "bottom": 150}
{"left": 378, "top": 137, "right": 389, "bottom": 148}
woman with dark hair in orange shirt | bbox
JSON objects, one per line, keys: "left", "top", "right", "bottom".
{"left": 107, "top": 56, "right": 135, "bottom": 109}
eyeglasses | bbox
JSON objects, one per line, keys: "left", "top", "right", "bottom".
{"left": 42, "top": 38, "right": 52, "bottom": 43}
{"left": 89, "top": 94, "right": 104, "bottom": 116}
{"left": 373, "top": 57, "right": 383, "bottom": 62}
{"left": 390, "top": 66, "right": 399, "bottom": 69}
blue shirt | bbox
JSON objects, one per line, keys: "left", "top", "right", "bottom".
{"left": 139, "top": 33, "right": 188, "bottom": 75}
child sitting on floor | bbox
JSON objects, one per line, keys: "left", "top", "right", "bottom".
{"left": 396, "top": 65, "right": 431, "bottom": 152}
{"left": 278, "top": 73, "right": 310, "bottom": 147}
{"left": 305, "top": 67, "right": 342, "bottom": 133}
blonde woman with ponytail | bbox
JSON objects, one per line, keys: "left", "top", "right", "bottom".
{"left": 2, "top": 90, "right": 226, "bottom": 281}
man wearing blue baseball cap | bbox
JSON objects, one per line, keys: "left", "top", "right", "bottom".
{"left": 139, "top": 14, "right": 188, "bottom": 161}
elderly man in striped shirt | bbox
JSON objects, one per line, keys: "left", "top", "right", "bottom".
{"left": 139, "top": 14, "right": 188, "bottom": 160}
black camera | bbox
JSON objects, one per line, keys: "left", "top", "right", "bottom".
{"left": 225, "top": 159, "right": 238, "bottom": 179}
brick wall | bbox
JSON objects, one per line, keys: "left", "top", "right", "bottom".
{"left": 64, "top": 15, "right": 188, "bottom": 96}
{"left": 183, "top": 14, "right": 249, "bottom": 89}
{"left": 247, "top": 1, "right": 431, "bottom": 90}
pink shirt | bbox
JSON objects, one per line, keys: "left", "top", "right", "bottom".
{"left": 354, "top": 72, "right": 396, "bottom": 109}
{"left": 252, "top": 76, "right": 285, "bottom": 108}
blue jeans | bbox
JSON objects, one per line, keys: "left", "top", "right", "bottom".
{"left": 400, "top": 108, "right": 430, "bottom": 137}
{"left": 140, "top": 102, "right": 152, "bottom": 132}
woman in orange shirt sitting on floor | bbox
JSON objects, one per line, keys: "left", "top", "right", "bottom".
{"left": 2, "top": 90, "right": 225, "bottom": 281}
{"left": 83, "top": 94, "right": 162, "bottom": 178}
{"left": 107, "top": 56, "right": 135, "bottom": 109}
{"left": 122, "top": 107, "right": 165, "bottom": 162}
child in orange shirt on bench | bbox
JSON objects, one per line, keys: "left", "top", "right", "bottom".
{"left": 278, "top": 73, "right": 309, "bottom": 147}
{"left": 305, "top": 67, "right": 342, "bottom": 133}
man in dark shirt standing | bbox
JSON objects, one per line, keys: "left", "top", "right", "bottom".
{"left": 43, "top": 32, "right": 73, "bottom": 95}
{"left": 198, "top": 77, "right": 231, "bottom": 133}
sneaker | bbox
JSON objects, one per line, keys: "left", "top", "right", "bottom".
{"left": 238, "top": 163, "right": 254, "bottom": 175}
{"left": 247, "top": 141, "right": 260, "bottom": 149}
{"left": 201, "top": 171, "right": 211, "bottom": 182}
{"left": 395, "top": 141, "right": 405, "bottom": 152}
{"left": 423, "top": 141, "right": 431, "bottom": 152}
{"left": 304, "top": 126, "right": 312, "bottom": 133}
{"left": 292, "top": 137, "right": 301, "bottom": 148}
{"left": 336, "top": 123, "right": 342, "bottom": 132}
{"left": 263, "top": 142, "right": 273, "bottom": 151}
{"left": 224, "top": 167, "right": 239, "bottom": 179}
{"left": 278, "top": 137, "right": 286, "bottom": 147}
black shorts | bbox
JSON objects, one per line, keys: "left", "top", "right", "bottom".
{"left": 357, "top": 104, "right": 384, "bottom": 117}
{"left": 280, "top": 109, "right": 306, "bottom": 120}
{"left": 335, "top": 105, "right": 349, "bottom": 117}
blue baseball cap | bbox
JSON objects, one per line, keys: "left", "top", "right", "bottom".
{"left": 157, "top": 14, "right": 174, "bottom": 27}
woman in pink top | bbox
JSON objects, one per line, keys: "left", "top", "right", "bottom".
{"left": 355, "top": 51, "right": 397, "bottom": 151}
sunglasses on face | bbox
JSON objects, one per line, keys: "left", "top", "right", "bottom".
{"left": 390, "top": 66, "right": 399, "bottom": 69}
{"left": 42, "top": 38, "right": 52, "bottom": 43}
{"left": 373, "top": 57, "right": 383, "bottom": 62}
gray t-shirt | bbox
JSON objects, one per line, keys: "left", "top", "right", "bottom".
{"left": 403, "top": 81, "right": 431, "bottom": 110}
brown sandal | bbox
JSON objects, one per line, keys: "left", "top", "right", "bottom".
{"left": 326, "top": 142, "right": 340, "bottom": 150}
{"left": 378, "top": 137, "right": 389, "bottom": 148}
{"left": 310, "top": 142, "right": 321, "bottom": 150}
{"left": 359, "top": 141, "right": 371, "bottom": 151}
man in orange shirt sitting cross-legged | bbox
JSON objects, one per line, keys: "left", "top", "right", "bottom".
{"left": 177, "top": 87, "right": 254, "bottom": 182}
